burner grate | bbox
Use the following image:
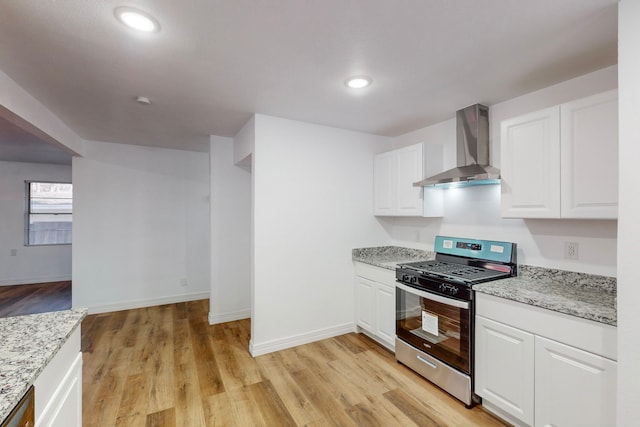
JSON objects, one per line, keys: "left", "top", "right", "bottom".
{"left": 402, "top": 260, "right": 509, "bottom": 283}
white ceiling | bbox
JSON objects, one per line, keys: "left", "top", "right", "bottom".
{"left": 0, "top": 0, "right": 618, "bottom": 156}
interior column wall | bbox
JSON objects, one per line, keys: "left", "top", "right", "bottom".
{"left": 209, "top": 135, "right": 251, "bottom": 324}
{"left": 250, "top": 114, "right": 392, "bottom": 356}
{"left": 72, "top": 140, "right": 210, "bottom": 313}
{"left": 617, "top": 1, "right": 640, "bottom": 424}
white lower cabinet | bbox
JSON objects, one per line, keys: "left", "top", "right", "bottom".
{"left": 355, "top": 276, "right": 375, "bottom": 331}
{"left": 535, "top": 336, "right": 617, "bottom": 427}
{"left": 354, "top": 262, "right": 396, "bottom": 351}
{"left": 475, "top": 316, "right": 534, "bottom": 426}
{"left": 475, "top": 293, "right": 617, "bottom": 427}
{"left": 373, "top": 283, "right": 395, "bottom": 345}
{"left": 34, "top": 327, "right": 83, "bottom": 427}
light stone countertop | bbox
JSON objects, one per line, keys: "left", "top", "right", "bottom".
{"left": 0, "top": 308, "right": 87, "bottom": 423}
{"left": 352, "top": 246, "right": 616, "bottom": 326}
{"left": 352, "top": 246, "right": 435, "bottom": 270}
{"left": 474, "top": 265, "right": 616, "bottom": 326}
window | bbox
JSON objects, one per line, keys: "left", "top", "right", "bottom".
{"left": 25, "top": 181, "right": 73, "bottom": 246}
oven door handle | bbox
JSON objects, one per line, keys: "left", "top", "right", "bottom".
{"left": 396, "top": 282, "right": 470, "bottom": 309}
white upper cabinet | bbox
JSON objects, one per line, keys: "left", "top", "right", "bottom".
{"left": 373, "top": 151, "right": 396, "bottom": 215}
{"left": 501, "top": 106, "right": 561, "bottom": 218}
{"left": 395, "top": 143, "right": 424, "bottom": 215}
{"left": 373, "top": 142, "right": 443, "bottom": 217}
{"left": 500, "top": 89, "right": 618, "bottom": 219}
{"left": 374, "top": 143, "right": 423, "bottom": 216}
{"left": 560, "top": 90, "right": 618, "bottom": 218}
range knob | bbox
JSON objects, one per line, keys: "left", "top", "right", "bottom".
{"left": 439, "top": 283, "right": 459, "bottom": 295}
{"left": 402, "top": 274, "right": 411, "bottom": 282}
{"left": 410, "top": 276, "right": 417, "bottom": 284}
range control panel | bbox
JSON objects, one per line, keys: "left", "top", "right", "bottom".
{"left": 435, "top": 235, "right": 516, "bottom": 264}
{"left": 456, "top": 242, "right": 482, "bottom": 251}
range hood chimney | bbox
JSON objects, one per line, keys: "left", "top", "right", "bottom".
{"left": 414, "top": 104, "right": 500, "bottom": 188}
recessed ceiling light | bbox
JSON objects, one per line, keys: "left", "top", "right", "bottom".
{"left": 114, "top": 7, "right": 160, "bottom": 33}
{"left": 345, "top": 76, "right": 372, "bottom": 89}
{"left": 136, "top": 96, "right": 152, "bottom": 105}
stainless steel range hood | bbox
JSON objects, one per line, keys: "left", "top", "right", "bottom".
{"left": 414, "top": 104, "right": 500, "bottom": 188}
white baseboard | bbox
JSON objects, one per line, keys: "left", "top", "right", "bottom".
{"left": 249, "top": 322, "right": 357, "bottom": 357}
{"left": 84, "top": 291, "right": 210, "bottom": 315}
{"left": 0, "top": 275, "right": 72, "bottom": 286}
{"left": 208, "top": 308, "right": 251, "bottom": 325}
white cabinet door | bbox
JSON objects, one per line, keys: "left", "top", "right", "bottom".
{"left": 374, "top": 143, "right": 429, "bottom": 217}
{"left": 501, "top": 90, "right": 618, "bottom": 220}
{"left": 501, "top": 106, "right": 561, "bottom": 218}
{"left": 355, "top": 276, "right": 375, "bottom": 331}
{"left": 395, "top": 143, "right": 423, "bottom": 216}
{"left": 373, "top": 151, "right": 396, "bottom": 215}
{"left": 354, "top": 263, "right": 397, "bottom": 351}
{"left": 475, "top": 316, "right": 535, "bottom": 426}
{"left": 535, "top": 336, "right": 617, "bottom": 427}
{"left": 560, "top": 89, "right": 618, "bottom": 219}
{"left": 374, "top": 283, "right": 395, "bottom": 347}
{"left": 40, "top": 353, "right": 83, "bottom": 427}
{"left": 35, "top": 328, "right": 82, "bottom": 427}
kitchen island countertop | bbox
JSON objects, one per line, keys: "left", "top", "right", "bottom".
{"left": 0, "top": 308, "right": 87, "bottom": 423}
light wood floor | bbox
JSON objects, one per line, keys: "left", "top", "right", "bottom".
{"left": 81, "top": 300, "right": 508, "bottom": 427}
{"left": 0, "top": 281, "right": 71, "bottom": 317}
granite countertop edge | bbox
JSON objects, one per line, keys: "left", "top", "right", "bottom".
{"left": 352, "top": 246, "right": 617, "bottom": 327}
{"left": 0, "top": 308, "right": 88, "bottom": 423}
{"left": 352, "top": 245, "right": 436, "bottom": 270}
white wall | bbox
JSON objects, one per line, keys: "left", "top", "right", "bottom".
{"left": 250, "top": 114, "right": 392, "bottom": 355}
{"left": 72, "top": 140, "right": 210, "bottom": 313}
{"left": 0, "top": 160, "right": 72, "bottom": 285}
{"left": 617, "top": 1, "right": 640, "bottom": 424}
{"left": 209, "top": 136, "right": 251, "bottom": 324}
{"left": 387, "top": 65, "right": 618, "bottom": 276}
{"left": 233, "top": 116, "right": 255, "bottom": 168}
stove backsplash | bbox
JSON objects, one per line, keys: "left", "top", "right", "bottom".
{"left": 379, "top": 185, "right": 617, "bottom": 277}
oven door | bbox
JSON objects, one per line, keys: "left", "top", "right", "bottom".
{"left": 396, "top": 282, "right": 471, "bottom": 374}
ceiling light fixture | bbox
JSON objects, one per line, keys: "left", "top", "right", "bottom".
{"left": 136, "top": 96, "right": 152, "bottom": 105}
{"left": 345, "top": 76, "right": 372, "bottom": 89}
{"left": 114, "top": 7, "right": 160, "bottom": 32}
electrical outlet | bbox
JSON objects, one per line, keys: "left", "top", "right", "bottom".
{"left": 180, "top": 278, "right": 188, "bottom": 287}
{"left": 564, "top": 242, "right": 579, "bottom": 260}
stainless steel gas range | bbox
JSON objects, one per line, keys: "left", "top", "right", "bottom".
{"left": 395, "top": 235, "right": 517, "bottom": 407}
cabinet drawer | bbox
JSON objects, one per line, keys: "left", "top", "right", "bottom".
{"left": 354, "top": 262, "right": 396, "bottom": 286}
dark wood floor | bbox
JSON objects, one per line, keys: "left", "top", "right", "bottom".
{"left": 0, "top": 281, "right": 71, "bottom": 317}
